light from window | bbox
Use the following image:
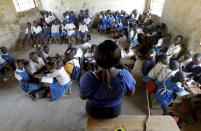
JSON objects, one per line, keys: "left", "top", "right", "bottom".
{"left": 13, "top": 0, "right": 36, "bottom": 12}
{"left": 150, "top": 0, "right": 165, "bottom": 17}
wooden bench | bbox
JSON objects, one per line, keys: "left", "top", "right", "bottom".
{"left": 87, "top": 115, "right": 180, "bottom": 131}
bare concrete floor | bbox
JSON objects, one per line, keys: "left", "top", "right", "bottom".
{"left": 0, "top": 32, "right": 200, "bottom": 131}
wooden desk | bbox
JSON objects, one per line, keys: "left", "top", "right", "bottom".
{"left": 87, "top": 115, "right": 180, "bottom": 131}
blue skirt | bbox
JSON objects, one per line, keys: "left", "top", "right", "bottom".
{"left": 60, "top": 32, "right": 67, "bottom": 38}
{"left": 33, "top": 33, "right": 43, "bottom": 40}
{"left": 99, "top": 24, "right": 106, "bottom": 31}
{"left": 50, "top": 80, "right": 72, "bottom": 100}
{"left": 21, "top": 82, "right": 41, "bottom": 94}
{"left": 51, "top": 33, "right": 60, "bottom": 38}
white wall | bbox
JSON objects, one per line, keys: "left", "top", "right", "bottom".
{"left": 161, "top": 0, "right": 201, "bottom": 53}
{"left": 0, "top": 0, "right": 40, "bottom": 48}
{"left": 38, "top": 0, "right": 146, "bottom": 19}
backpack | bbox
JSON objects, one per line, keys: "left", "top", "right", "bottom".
{"left": 64, "top": 60, "right": 80, "bottom": 80}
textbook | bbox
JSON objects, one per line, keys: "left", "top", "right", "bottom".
{"left": 41, "top": 76, "right": 53, "bottom": 84}
{"left": 176, "top": 89, "right": 190, "bottom": 97}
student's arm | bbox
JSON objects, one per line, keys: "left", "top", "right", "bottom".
{"left": 78, "top": 25, "right": 81, "bottom": 32}
{"left": 46, "top": 70, "right": 57, "bottom": 78}
{"left": 28, "top": 62, "right": 37, "bottom": 75}
{"left": 39, "top": 58, "right": 45, "bottom": 67}
{"left": 123, "top": 70, "right": 136, "bottom": 96}
{"left": 85, "top": 25, "right": 89, "bottom": 32}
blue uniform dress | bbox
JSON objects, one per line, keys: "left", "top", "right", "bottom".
{"left": 106, "top": 16, "right": 113, "bottom": 30}
{"left": 115, "top": 22, "right": 124, "bottom": 32}
{"left": 42, "top": 26, "right": 50, "bottom": 40}
{"left": 155, "top": 76, "right": 183, "bottom": 107}
{"left": 79, "top": 69, "right": 136, "bottom": 107}
{"left": 69, "top": 14, "right": 76, "bottom": 24}
{"left": 99, "top": 18, "right": 107, "bottom": 31}
{"left": 50, "top": 79, "right": 72, "bottom": 100}
{"left": 1, "top": 54, "right": 16, "bottom": 64}
{"left": 15, "top": 69, "right": 41, "bottom": 93}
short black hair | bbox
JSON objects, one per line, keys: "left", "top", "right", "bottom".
{"left": 169, "top": 60, "right": 180, "bottom": 71}
{"left": 173, "top": 71, "right": 186, "bottom": 83}
{"left": 91, "top": 44, "right": 97, "bottom": 50}
{"left": 194, "top": 53, "right": 201, "bottom": 62}
{"left": 29, "top": 52, "right": 36, "bottom": 59}
{"left": 0, "top": 46, "right": 8, "bottom": 54}
{"left": 95, "top": 40, "right": 121, "bottom": 69}
{"left": 43, "top": 45, "right": 49, "bottom": 50}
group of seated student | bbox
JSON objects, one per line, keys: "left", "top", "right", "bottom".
{"left": 97, "top": 9, "right": 138, "bottom": 35}
{"left": 2, "top": 8, "right": 200, "bottom": 121}
{"left": 24, "top": 9, "right": 92, "bottom": 47}
{"left": 141, "top": 35, "right": 201, "bottom": 117}
{"left": 0, "top": 46, "right": 16, "bottom": 81}
{"left": 97, "top": 9, "right": 170, "bottom": 55}
{"left": 14, "top": 45, "right": 82, "bottom": 101}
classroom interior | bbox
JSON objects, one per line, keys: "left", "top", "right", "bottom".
{"left": 0, "top": 0, "right": 201, "bottom": 131}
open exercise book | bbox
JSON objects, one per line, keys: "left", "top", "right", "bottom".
{"left": 176, "top": 89, "right": 190, "bottom": 97}
{"left": 41, "top": 76, "right": 53, "bottom": 84}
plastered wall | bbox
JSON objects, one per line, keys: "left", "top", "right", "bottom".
{"left": 0, "top": 0, "right": 40, "bottom": 48}
{"left": 161, "top": 0, "right": 201, "bottom": 53}
{"left": 37, "top": 0, "right": 146, "bottom": 19}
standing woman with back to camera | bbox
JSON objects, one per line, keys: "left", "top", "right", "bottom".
{"left": 79, "top": 40, "right": 136, "bottom": 119}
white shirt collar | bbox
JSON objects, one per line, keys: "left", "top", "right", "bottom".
{"left": 16, "top": 68, "right": 25, "bottom": 72}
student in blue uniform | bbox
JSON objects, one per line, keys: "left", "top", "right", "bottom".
{"left": 0, "top": 46, "right": 16, "bottom": 69}
{"left": 143, "top": 54, "right": 169, "bottom": 83}
{"left": 0, "top": 55, "right": 8, "bottom": 81}
{"left": 78, "top": 10, "right": 85, "bottom": 23}
{"left": 141, "top": 49, "right": 156, "bottom": 75}
{"left": 62, "top": 12, "right": 68, "bottom": 25}
{"left": 69, "top": 11, "right": 76, "bottom": 25}
{"left": 185, "top": 53, "right": 201, "bottom": 83}
{"left": 99, "top": 14, "right": 107, "bottom": 33}
{"left": 46, "top": 58, "right": 72, "bottom": 101}
{"left": 145, "top": 60, "right": 180, "bottom": 90}
{"left": 24, "top": 22, "right": 33, "bottom": 46}
{"left": 155, "top": 71, "right": 185, "bottom": 115}
{"left": 42, "top": 22, "right": 51, "bottom": 44}
{"left": 32, "top": 21, "right": 43, "bottom": 45}
{"left": 106, "top": 13, "right": 114, "bottom": 31}
{"left": 64, "top": 47, "right": 81, "bottom": 80}
{"left": 83, "top": 44, "right": 98, "bottom": 71}
{"left": 79, "top": 40, "right": 136, "bottom": 119}
{"left": 15, "top": 60, "right": 41, "bottom": 100}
